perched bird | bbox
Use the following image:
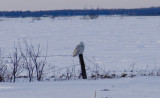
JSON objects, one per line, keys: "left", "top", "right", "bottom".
{"left": 73, "top": 42, "right": 85, "bottom": 57}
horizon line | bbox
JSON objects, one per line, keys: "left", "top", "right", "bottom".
{"left": 0, "top": 6, "right": 159, "bottom": 12}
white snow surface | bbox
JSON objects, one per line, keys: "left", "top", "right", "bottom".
{"left": 0, "top": 16, "right": 160, "bottom": 71}
{"left": 0, "top": 76, "right": 160, "bottom": 98}
{"left": 0, "top": 16, "right": 160, "bottom": 98}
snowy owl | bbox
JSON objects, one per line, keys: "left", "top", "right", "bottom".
{"left": 73, "top": 42, "right": 85, "bottom": 57}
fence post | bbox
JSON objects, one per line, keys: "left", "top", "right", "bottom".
{"left": 79, "top": 54, "right": 87, "bottom": 79}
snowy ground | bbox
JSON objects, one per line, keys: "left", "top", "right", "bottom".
{"left": 0, "top": 76, "right": 160, "bottom": 98}
{"left": 0, "top": 16, "right": 160, "bottom": 72}
{"left": 0, "top": 16, "right": 160, "bottom": 98}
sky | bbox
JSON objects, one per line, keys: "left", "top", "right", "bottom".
{"left": 0, "top": 0, "right": 160, "bottom": 11}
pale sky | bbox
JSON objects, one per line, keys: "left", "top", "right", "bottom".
{"left": 0, "top": 0, "right": 160, "bottom": 11}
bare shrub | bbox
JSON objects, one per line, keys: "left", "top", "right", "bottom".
{"left": 21, "top": 41, "right": 48, "bottom": 81}
{"left": 9, "top": 46, "right": 23, "bottom": 82}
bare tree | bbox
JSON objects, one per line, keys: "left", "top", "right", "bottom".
{"left": 20, "top": 46, "right": 34, "bottom": 82}
{"left": 0, "top": 48, "right": 7, "bottom": 82}
{"left": 0, "top": 60, "right": 7, "bottom": 82}
{"left": 9, "top": 46, "right": 23, "bottom": 82}
{"left": 22, "top": 41, "right": 48, "bottom": 81}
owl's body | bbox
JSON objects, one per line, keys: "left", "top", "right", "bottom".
{"left": 73, "top": 42, "right": 85, "bottom": 57}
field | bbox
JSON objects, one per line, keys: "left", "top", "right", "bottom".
{"left": 0, "top": 16, "right": 160, "bottom": 97}
{"left": 1, "top": 77, "right": 160, "bottom": 98}
{"left": 1, "top": 16, "right": 160, "bottom": 70}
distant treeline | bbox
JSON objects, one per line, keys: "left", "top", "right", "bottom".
{"left": 0, "top": 7, "right": 160, "bottom": 17}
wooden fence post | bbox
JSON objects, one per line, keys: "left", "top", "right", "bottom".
{"left": 79, "top": 54, "right": 87, "bottom": 79}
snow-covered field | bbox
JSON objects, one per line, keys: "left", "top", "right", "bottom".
{"left": 0, "top": 16, "right": 160, "bottom": 98}
{"left": 0, "top": 16, "right": 160, "bottom": 71}
{"left": 1, "top": 76, "right": 160, "bottom": 98}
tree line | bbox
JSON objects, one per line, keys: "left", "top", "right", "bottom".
{"left": 0, "top": 7, "right": 160, "bottom": 17}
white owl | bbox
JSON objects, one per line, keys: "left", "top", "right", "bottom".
{"left": 73, "top": 42, "right": 85, "bottom": 57}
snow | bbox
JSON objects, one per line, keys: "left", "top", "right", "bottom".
{"left": 0, "top": 16, "right": 160, "bottom": 97}
{"left": 0, "top": 16, "right": 160, "bottom": 71}
{"left": 0, "top": 76, "right": 160, "bottom": 98}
